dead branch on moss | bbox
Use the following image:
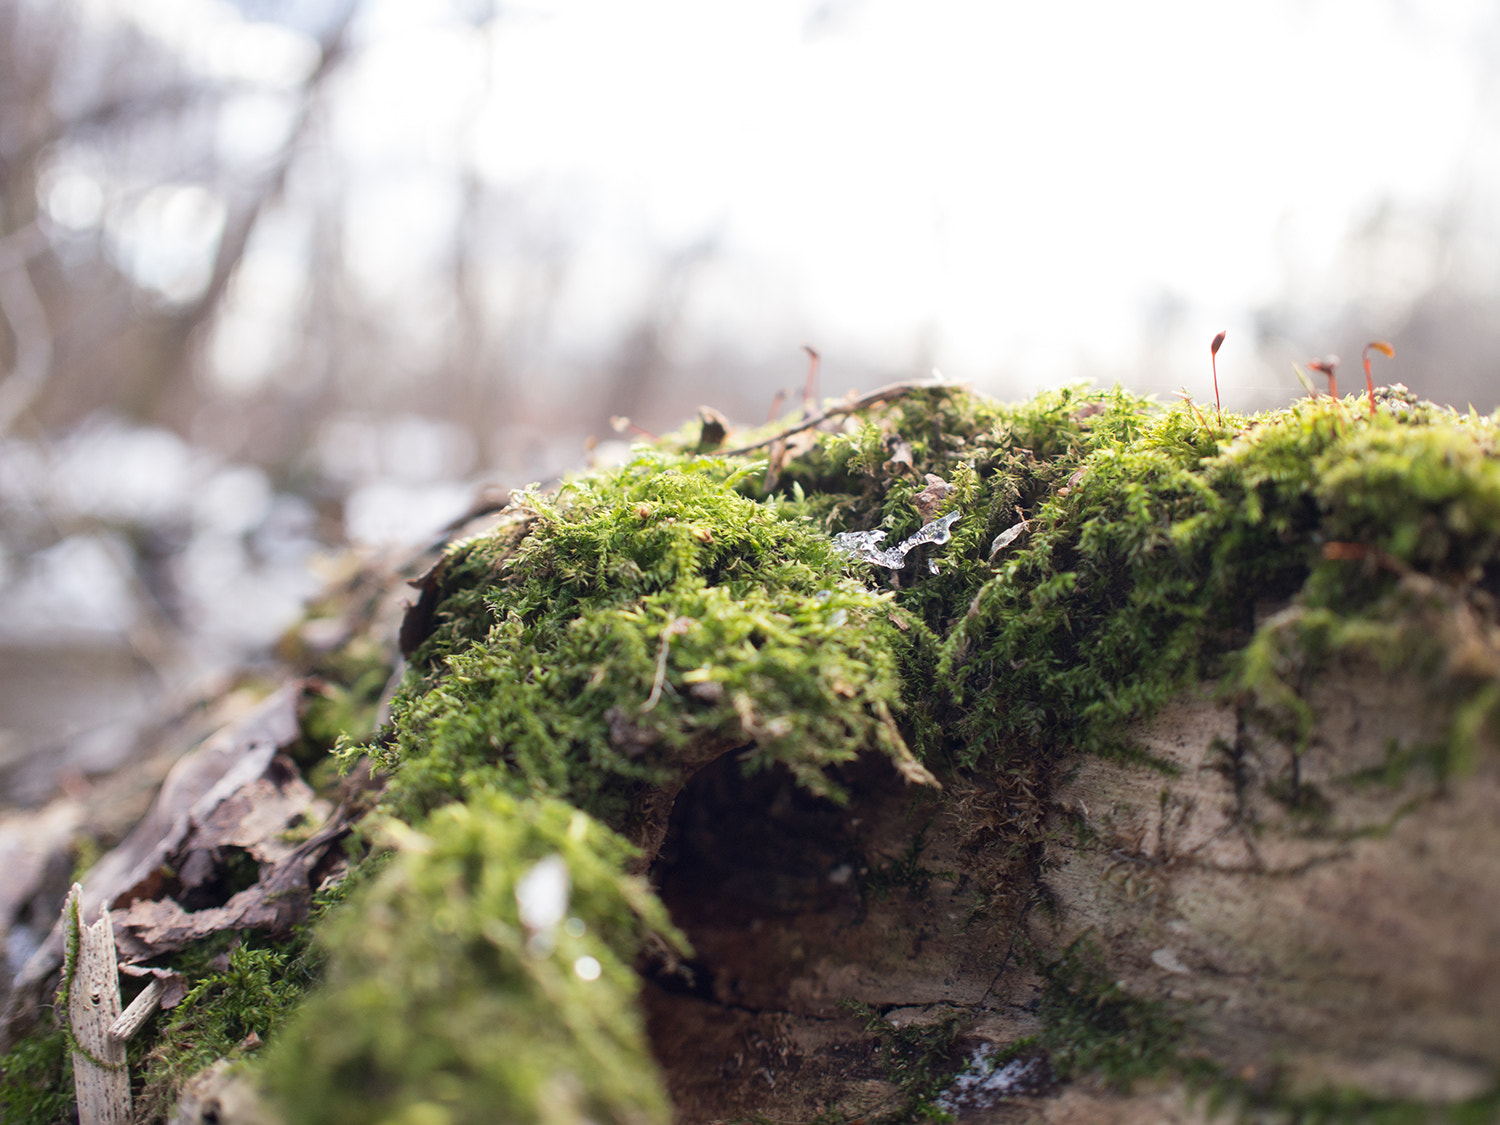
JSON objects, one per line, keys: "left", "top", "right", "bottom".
{"left": 720, "top": 377, "right": 947, "bottom": 457}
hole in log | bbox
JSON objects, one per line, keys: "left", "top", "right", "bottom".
{"left": 643, "top": 752, "right": 1043, "bottom": 1122}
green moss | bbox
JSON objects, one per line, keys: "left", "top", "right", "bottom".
{"left": 860, "top": 823, "right": 955, "bottom": 901}
{"left": 135, "top": 938, "right": 321, "bottom": 1123}
{"left": 0, "top": 1024, "right": 74, "bottom": 1125}
{"left": 1036, "top": 935, "right": 1193, "bottom": 1090}
{"left": 28, "top": 384, "right": 1500, "bottom": 1120}
{"left": 1036, "top": 937, "right": 1500, "bottom": 1123}
{"left": 840, "top": 1000, "right": 967, "bottom": 1122}
{"left": 1217, "top": 1080, "right": 1500, "bottom": 1125}
{"left": 298, "top": 636, "right": 394, "bottom": 759}
{"left": 258, "top": 788, "right": 686, "bottom": 1125}
{"left": 360, "top": 450, "right": 921, "bottom": 831}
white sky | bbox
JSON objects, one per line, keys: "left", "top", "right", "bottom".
{"left": 109, "top": 0, "right": 1500, "bottom": 406}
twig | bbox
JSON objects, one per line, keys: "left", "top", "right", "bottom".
{"left": 721, "top": 377, "right": 946, "bottom": 457}
{"left": 108, "top": 977, "right": 166, "bottom": 1043}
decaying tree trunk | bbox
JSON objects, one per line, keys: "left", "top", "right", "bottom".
{"left": 1038, "top": 666, "right": 1500, "bottom": 1108}
{"left": 2, "top": 382, "right": 1498, "bottom": 1124}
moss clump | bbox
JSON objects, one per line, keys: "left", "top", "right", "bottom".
{"left": 359, "top": 385, "right": 1500, "bottom": 839}
{"left": 364, "top": 449, "right": 925, "bottom": 833}
{"left": 0, "top": 1024, "right": 73, "bottom": 1124}
{"left": 135, "top": 939, "right": 321, "bottom": 1122}
{"left": 755, "top": 387, "right": 1500, "bottom": 780}
{"left": 840, "top": 999, "right": 967, "bottom": 1122}
{"left": 260, "top": 788, "right": 685, "bottom": 1125}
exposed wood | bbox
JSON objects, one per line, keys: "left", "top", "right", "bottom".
{"left": 1033, "top": 665, "right": 1500, "bottom": 1103}
{"left": 108, "top": 975, "right": 165, "bottom": 1042}
{"left": 63, "top": 883, "right": 130, "bottom": 1125}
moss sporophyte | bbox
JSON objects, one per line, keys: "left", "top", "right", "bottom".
{"left": 8, "top": 381, "right": 1500, "bottom": 1124}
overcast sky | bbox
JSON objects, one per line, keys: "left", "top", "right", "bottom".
{"left": 106, "top": 0, "right": 1500, "bottom": 407}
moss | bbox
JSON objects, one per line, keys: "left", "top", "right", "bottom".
{"left": 291, "top": 388, "right": 1500, "bottom": 1116}
{"left": 1035, "top": 935, "right": 1193, "bottom": 1090}
{"left": 360, "top": 386, "right": 1500, "bottom": 838}
{"left": 860, "top": 822, "right": 955, "bottom": 902}
{"left": 257, "top": 788, "right": 686, "bottom": 1125}
{"left": 297, "top": 636, "right": 393, "bottom": 761}
{"left": 1218, "top": 1081, "right": 1500, "bottom": 1125}
{"left": 135, "top": 938, "right": 321, "bottom": 1123}
{"left": 839, "top": 1000, "right": 967, "bottom": 1122}
{"left": 359, "top": 450, "right": 922, "bottom": 832}
{"left": 1036, "top": 936, "right": 1500, "bottom": 1123}
{"left": 0, "top": 1023, "right": 74, "bottom": 1125}
{"left": 27, "top": 383, "right": 1500, "bottom": 1119}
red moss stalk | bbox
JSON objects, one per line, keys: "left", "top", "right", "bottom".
{"left": 1362, "top": 340, "right": 1395, "bottom": 415}
{"left": 1308, "top": 355, "right": 1340, "bottom": 400}
{"left": 1210, "top": 330, "right": 1226, "bottom": 418}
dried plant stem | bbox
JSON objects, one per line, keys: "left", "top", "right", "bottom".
{"left": 109, "top": 977, "right": 165, "bottom": 1042}
{"left": 641, "top": 617, "right": 691, "bottom": 713}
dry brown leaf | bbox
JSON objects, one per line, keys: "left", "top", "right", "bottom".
{"left": 2, "top": 686, "right": 307, "bottom": 1045}
{"left": 912, "top": 474, "right": 954, "bottom": 522}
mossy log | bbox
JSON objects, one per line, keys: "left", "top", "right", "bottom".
{"left": 3, "top": 382, "right": 1499, "bottom": 1124}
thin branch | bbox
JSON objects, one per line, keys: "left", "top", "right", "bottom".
{"left": 720, "top": 377, "right": 946, "bottom": 457}
{"left": 177, "top": 2, "right": 359, "bottom": 332}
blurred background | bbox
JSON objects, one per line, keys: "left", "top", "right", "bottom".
{"left": 2, "top": 0, "right": 1499, "bottom": 798}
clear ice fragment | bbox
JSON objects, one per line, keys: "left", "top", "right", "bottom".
{"left": 832, "top": 510, "right": 960, "bottom": 570}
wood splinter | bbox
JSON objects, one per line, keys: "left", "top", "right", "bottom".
{"left": 62, "top": 883, "right": 131, "bottom": 1125}
{"left": 110, "top": 976, "right": 167, "bottom": 1042}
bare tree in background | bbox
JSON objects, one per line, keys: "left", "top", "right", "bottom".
{"left": 0, "top": 1, "right": 763, "bottom": 795}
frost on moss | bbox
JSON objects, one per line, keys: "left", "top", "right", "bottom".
{"left": 260, "top": 789, "right": 684, "bottom": 1125}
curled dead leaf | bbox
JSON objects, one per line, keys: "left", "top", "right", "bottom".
{"left": 989, "top": 521, "right": 1030, "bottom": 558}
